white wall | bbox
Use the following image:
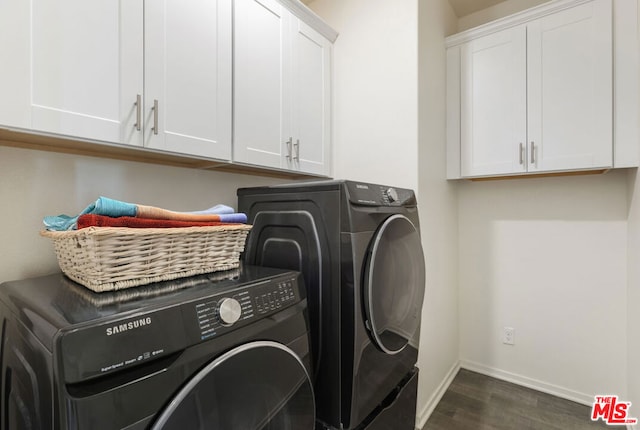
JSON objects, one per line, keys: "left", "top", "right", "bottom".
{"left": 627, "top": 6, "right": 640, "bottom": 426}
{"left": 458, "top": 172, "right": 628, "bottom": 403}
{"left": 307, "top": 1, "right": 460, "bottom": 428}
{"left": 454, "top": 0, "right": 632, "bottom": 410}
{"left": 0, "top": 146, "right": 284, "bottom": 282}
{"left": 308, "top": 0, "right": 419, "bottom": 190}
{"left": 415, "top": 0, "right": 460, "bottom": 427}
{"left": 628, "top": 169, "right": 640, "bottom": 429}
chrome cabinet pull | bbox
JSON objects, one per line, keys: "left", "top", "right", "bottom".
{"left": 151, "top": 99, "right": 159, "bottom": 135}
{"left": 530, "top": 141, "right": 535, "bottom": 164}
{"left": 293, "top": 139, "right": 300, "bottom": 161}
{"left": 519, "top": 143, "right": 524, "bottom": 165}
{"left": 134, "top": 94, "right": 142, "bottom": 131}
{"left": 285, "top": 137, "right": 292, "bottom": 160}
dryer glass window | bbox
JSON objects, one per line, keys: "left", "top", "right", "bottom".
{"left": 152, "top": 341, "right": 315, "bottom": 430}
{"left": 364, "top": 214, "right": 426, "bottom": 355}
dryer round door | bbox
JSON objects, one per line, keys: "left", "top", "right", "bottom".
{"left": 152, "top": 341, "right": 315, "bottom": 429}
{"left": 363, "top": 214, "right": 426, "bottom": 355}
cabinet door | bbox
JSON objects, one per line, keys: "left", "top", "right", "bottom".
{"left": 8, "top": 0, "right": 144, "bottom": 145}
{"left": 527, "top": 0, "right": 612, "bottom": 172}
{"left": 145, "top": 0, "right": 232, "bottom": 160}
{"left": 460, "top": 26, "right": 527, "bottom": 177}
{"left": 291, "top": 20, "right": 332, "bottom": 176}
{"left": 233, "top": 0, "right": 292, "bottom": 169}
{"left": 0, "top": 0, "right": 30, "bottom": 129}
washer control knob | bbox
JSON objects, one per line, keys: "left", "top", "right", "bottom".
{"left": 385, "top": 187, "right": 398, "bottom": 203}
{"left": 218, "top": 298, "right": 242, "bottom": 326}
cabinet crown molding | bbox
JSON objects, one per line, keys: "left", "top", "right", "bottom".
{"left": 446, "top": 0, "right": 595, "bottom": 47}
{"left": 277, "top": 0, "right": 338, "bottom": 42}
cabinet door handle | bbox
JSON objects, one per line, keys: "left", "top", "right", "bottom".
{"left": 151, "top": 99, "right": 159, "bottom": 135}
{"left": 530, "top": 141, "right": 535, "bottom": 164}
{"left": 519, "top": 143, "right": 524, "bottom": 165}
{"left": 285, "top": 137, "right": 292, "bottom": 160}
{"left": 134, "top": 94, "right": 142, "bottom": 131}
{"left": 293, "top": 139, "right": 300, "bottom": 161}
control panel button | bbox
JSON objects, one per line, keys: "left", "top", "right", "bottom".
{"left": 385, "top": 187, "right": 398, "bottom": 203}
{"left": 218, "top": 298, "right": 242, "bottom": 326}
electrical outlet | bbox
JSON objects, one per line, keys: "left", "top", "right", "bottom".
{"left": 503, "top": 327, "right": 515, "bottom": 345}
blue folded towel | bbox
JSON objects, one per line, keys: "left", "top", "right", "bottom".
{"left": 218, "top": 213, "right": 248, "bottom": 223}
{"left": 44, "top": 197, "right": 137, "bottom": 231}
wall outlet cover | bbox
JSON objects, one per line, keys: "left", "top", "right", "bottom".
{"left": 503, "top": 326, "right": 515, "bottom": 345}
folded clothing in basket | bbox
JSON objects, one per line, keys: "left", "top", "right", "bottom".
{"left": 44, "top": 197, "right": 248, "bottom": 231}
{"left": 135, "top": 204, "right": 247, "bottom": 223}
{"left": 77, "top": 214, "right": 235, "bottom": 229}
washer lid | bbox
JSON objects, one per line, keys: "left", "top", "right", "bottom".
{"left": 363, "top": 214, "right": 426, "bottom": 355}
{"left": 151, "top": 341, "right": 315, "bottom": 429}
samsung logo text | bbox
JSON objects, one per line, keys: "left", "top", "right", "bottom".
{"left": 106, "top": 317, "right": 152, "bottom": 336}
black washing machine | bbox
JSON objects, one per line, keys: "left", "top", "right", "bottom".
{"left": 238, "top": 180, "right": 426, "bottom": 430}
{"left": 0, "top": 265, "right": 315, "bottom": 429}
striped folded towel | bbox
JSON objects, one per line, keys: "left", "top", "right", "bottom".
{"left": 44, "top": 197, "right": 248, "bottom": 231}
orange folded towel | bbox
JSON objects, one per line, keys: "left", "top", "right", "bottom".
{"left": 136, "top": 204, "right": 247, "bottom": 223}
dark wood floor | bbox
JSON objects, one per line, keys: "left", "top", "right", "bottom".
{"left": 422, "top": 369, "right": 619, "bottom": 430}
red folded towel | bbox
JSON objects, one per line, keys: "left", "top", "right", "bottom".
{"left": 77, "top": 214, "right": 232, "bottom": 229}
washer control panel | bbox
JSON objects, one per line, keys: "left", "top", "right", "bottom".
{"left": 254, "top": 279, "right": 297, "bottom": 314}
{"left": 194, "top": 274, "right": 300, "bottom": 341}
{"left": 345, "top": 181, "right": 416, "bottom": 207}
{"left": 58, "top": 269, "right": 303, "bottom": 383}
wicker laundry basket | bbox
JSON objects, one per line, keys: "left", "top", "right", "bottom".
{"left": 41, "top": 224, "right": 252, "bottom": 292}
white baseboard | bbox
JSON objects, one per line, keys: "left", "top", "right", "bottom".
{"left": 460, "top": 359, "right": 596, "bottom": 406}
{"left": 415, "top": 361, "right": 460, "bottom": 429}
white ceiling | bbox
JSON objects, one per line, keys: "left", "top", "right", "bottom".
{"left": 447, "top": 0, "right": 508, "bottom": 17}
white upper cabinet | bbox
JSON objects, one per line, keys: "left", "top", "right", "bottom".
{"left": 0, "top": 0, "right": 29, "bottom": 129}
{"left": 234, "top": 0, "right": 335, "bottom": 176}
{"left": 460, "top": 26, "right": 527, "bottom": 177}
{"left": 526, "top": 0, "right": 612, "bottom": 173}
{"left": 0, "top": 0, "right": 144, "bottom": 146}
{"left": 0, "top": 0, "right": 335, "bottom": 175}
{"left": 144, "top": 0, "right": 232, "bottom": 159}
{"left": 291, "top": 20, "right": 332, "bottom": 176}
{"left": 234, "top": 0, "right": 291, "bottom": 170}
{"left": 447, "top": 0, "right": 636, "bottom": 179}
{"left": 0, "top": 0, "right": 231, "bottom": 159}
